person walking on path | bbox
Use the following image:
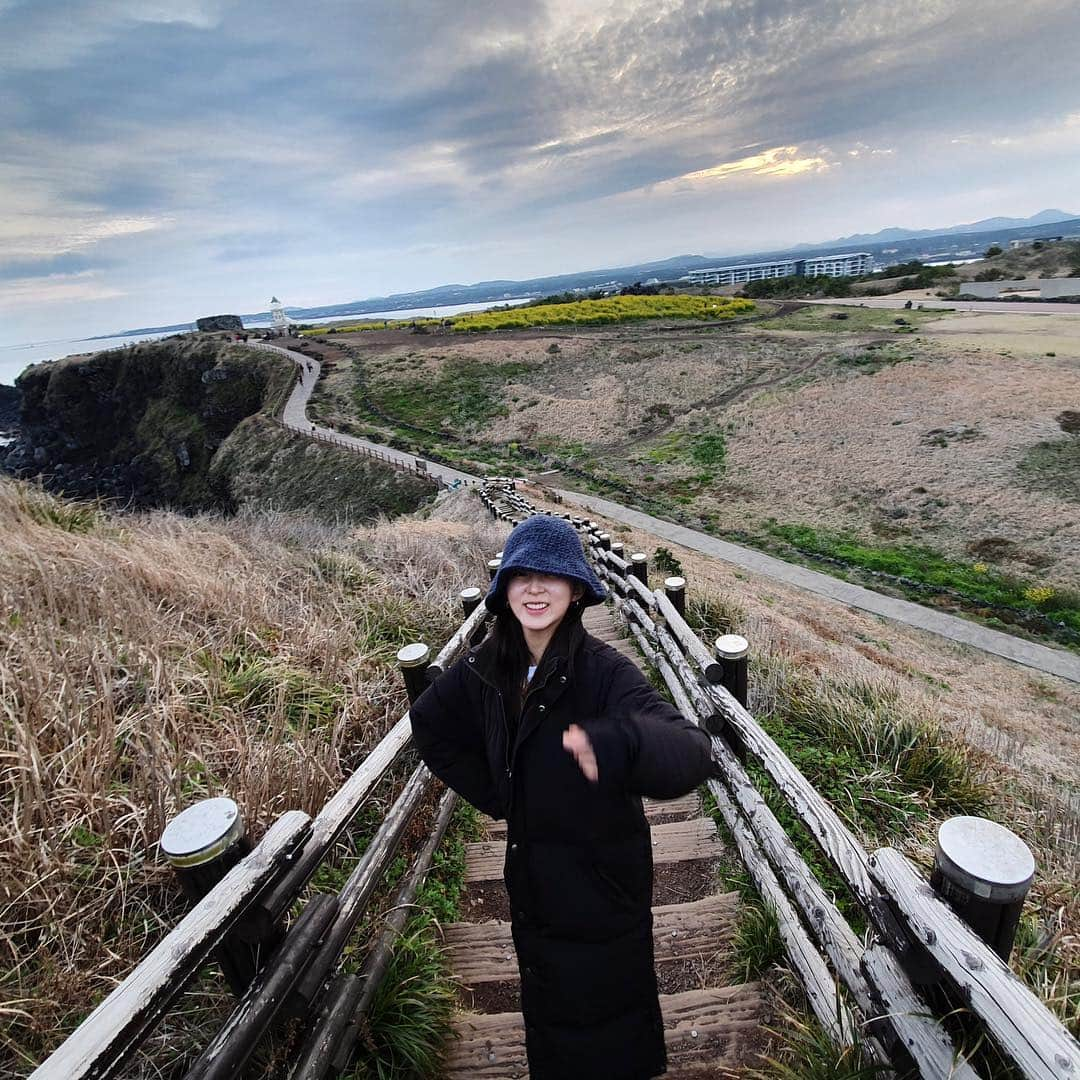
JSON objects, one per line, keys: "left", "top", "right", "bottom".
{"left": 409, "top": 516, "right": 714, "bottom": 1079}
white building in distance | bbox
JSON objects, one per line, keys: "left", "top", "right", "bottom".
{"left": 685, "top": 252, "right": 873, "bottom": 286}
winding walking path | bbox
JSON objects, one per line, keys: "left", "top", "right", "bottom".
{"left": 256, "top": 340, "right": 1080, "bottom": 684}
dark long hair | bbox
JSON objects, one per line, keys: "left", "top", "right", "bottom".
{"left": 488, "top": 609, "right": 533, "bottom": 722}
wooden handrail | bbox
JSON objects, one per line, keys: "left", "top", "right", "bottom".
{"left": 870, "top": 849, "right": 1080, "bottom": 1079}
{"left": 30, "top": 811, "right": 312, "bottom": 1080}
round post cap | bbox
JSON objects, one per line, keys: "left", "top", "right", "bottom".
{"left": 161, "top": 797, "right": 243, "bottom": 868}
{"left": 664, "top": 576, "right": 686, "bottom": 591}
{"left": 460, "top": 586, "right": 482, "bottom": 601}
{"left": 715, "top": 634, "right": 749, "bottom": 659}
{"left": 397, "top": 642, "right": 431, "bottom": 668}
{"left": 631, "top": 552, "right": 647, "bottom": 564}
{"left": 488, "top": 558, "right": 502, "bottom": 570}
{"left": 936, "top": 817, "right": 1035, "bottom": 901}
{"left": 495, "top": 551, "right": 504, "bottom": 559}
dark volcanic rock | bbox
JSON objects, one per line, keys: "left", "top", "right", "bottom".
{"left": 0, "top": 384, "right": 18, "bottom": 432}
{"left": 3, "top": 338, "right": 292, "bottom": 509}
{"left": 196, "top": 314, "right": 244, "bottom": 332}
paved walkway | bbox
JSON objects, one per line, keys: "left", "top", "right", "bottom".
{"left": 551, "top": 489, "right": 1080, "bottom": 683}
{"left": 249, "top": 341, "right": 1080, "bottom": 684}
{"left": 806, "top": 297, "right": 1080, "bottom": 316}
{"left": 250, "top": 341, "right": 477, "bottom": 488}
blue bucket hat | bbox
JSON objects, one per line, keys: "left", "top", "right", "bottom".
{"left": 485, "top": 515, "right": 607, "bottom": 614}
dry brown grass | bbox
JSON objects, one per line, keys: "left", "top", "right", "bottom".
{"left": 0, "top": 480, "right": 505, "bottom": 1075}
{"left": 315, "top": 313, "right": 1080, "bottom": 590}
{"left": 526, "top": 484, "right": 1080, "bottom": 1005}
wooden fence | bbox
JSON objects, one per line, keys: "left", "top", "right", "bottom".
{"left": 479, "top": 479, "right": 1080, "bottom": 1080}
{"left": 30, "top": 478, "right": 1080, "bottom": 1080}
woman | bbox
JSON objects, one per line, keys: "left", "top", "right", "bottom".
{"left": 409, "top": 515, "right": 714, "bottom": 1079}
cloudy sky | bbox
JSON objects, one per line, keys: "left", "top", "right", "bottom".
{"left": 2, "top": 0, "right": 1079, "bottom": 344}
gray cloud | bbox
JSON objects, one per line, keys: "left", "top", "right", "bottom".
{"left": 1, "top": 0, "right": 1078, "bottom": 342}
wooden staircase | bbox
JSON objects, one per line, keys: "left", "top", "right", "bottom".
{"left": 440, "top": 605, "right": 769, "bottom": 1077}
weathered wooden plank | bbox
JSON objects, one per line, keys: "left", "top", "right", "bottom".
{"left": 869, "top": 848, "right": 1080, "bottom": 1079}
{"left": 708, "top": 780, "right": 855, "bottom": 1047}
{"left": 443, "top": 892, "right": 740, "bottom": 983}
{"left": 426, "top": 601, "right": 490, "bottom": 678}
{"left": 623, "top": 569, "right": 655, "bottom": 610}
{"left": 464, "top": 819, "right": 720, "bottom": 883}
{"left": 653, "top": 623, "right": 725, "bottom": 731}
{"left": 30, "top": 811, "right": 312, "bottom": 1080}
{"left": 653, "top": 589, "right": 723, "bottom": 682}
{"left": 288, "top": 764, "right": 434, "bottom": 1010}
{"left": 703, "top": 679, "right": 879, "bottom": 913}
{"left": 257, "top": 712, "right": 412, "bottom": 923}
{"left": 444, "top": 983, "right": 765, "bottom": 1079}
{"left": 709, "top": 738, "right": 975, "bottom": 1076}
{"left": 861, "top": 945, "right": 982, "bottom": 1080}
{"left": 186, "top": 893, "right": 339, "bottom": 1080}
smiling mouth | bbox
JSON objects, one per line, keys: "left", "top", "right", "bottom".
{"left": 524, "top": 602, "right": 549, "bottom": 611}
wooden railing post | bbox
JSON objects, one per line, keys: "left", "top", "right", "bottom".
{"left": 610, "top": 541, "right": 624, "bottom": 559}
{"left": 664, "top": 576, "right": 686, "bottom": 617}
{"left": 487, "top": 558, "right": 501, "bottom": 580}
{"left": 397, "top": 643, "right": 431, "bottom": 704}
{"left": 629, "top": 552, "right": 648, "bottom": 584}
{"left": 714, "top": 634, "right": 749, "bottom": 708}
{"left": 160, "top": 798, "right": 275, "bottom": 995}
{"left": 930, "top": 816, "right": 1035, "bottom": 963}
{"left": 460, "top": 586, "right": 482, "bottom": 617}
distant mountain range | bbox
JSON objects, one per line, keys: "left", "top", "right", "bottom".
{"left": 101, "top": 210, "right": 1080, "bottom": 339}
{"left": 794, "top": 209, "right": 1078, "bottom": 249}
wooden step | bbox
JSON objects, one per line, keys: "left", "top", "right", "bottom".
{"left": 444, "top": 892, "right": 740, "bottom": 988}
{"left": 465, "top": 819, "right": 720, "bottom": 884}
{"left": 443, "top": 983, "right": 766, "bottom": 1078}
{"left": 481, "top": 793, "right": 702, "bottom": 838}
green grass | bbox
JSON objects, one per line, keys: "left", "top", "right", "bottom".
{"left": 642, "top": 430, "right": 727, "bottom": 470}
{"left": 348, "top": 912, "right": 458, "bottom": 1079}
{"left": 834, "top": 347, "right": 915, "bottom": 374}
{"left": 417, "top": 801, "right": 485, "bottom": 925}
{"left": 195, "top": 645, "right": 342, "bottom": 732}
{"left": 749, "top": 1002, "right": 891, "bottom": 1080}
{"left": 731, "top": 899, "right": 784, "bottom": 981}
{"left": 762, "top": 669, "right": 991, "bottom": 829}
{"left": 764, "top": 305, "right": 937, "bottom": 333}
{"left": 15, "top": 483, "right": 103, "bottom": 533}
{"left": 767, "top": 522, "right": 1080, "bottom": 640}
{"left": 367, "top": 359, "right": 530, "bottom": 435}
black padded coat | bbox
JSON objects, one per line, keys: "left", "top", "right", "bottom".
{"left": 409, "top": 615, "right": 715, "bottom": 1080}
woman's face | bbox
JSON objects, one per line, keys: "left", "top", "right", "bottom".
{"left": 506, "top": 572, "right": 582, "bottom": 638}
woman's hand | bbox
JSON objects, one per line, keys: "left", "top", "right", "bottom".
{"left": 562, "top": 724, "right": 599, "bottom": 783}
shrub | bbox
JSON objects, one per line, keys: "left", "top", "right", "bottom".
{"left": 653, "top": 546, "right": 684, "bottom": 577}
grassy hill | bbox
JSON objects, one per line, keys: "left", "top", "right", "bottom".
{"left": 3, "top": 336, "right": 436, "bottom": 522}
{"left": 301, "top": 304, "right": 1080, "bottom": 650}
{"left": 0, "top": 477, "right": 504, "bottom": 1075}
{"left": 4, "top": 476, "right": 1076, "bottom": 1076}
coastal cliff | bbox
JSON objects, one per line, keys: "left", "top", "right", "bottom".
{"left": 2, "top": 337, "right": 435, "bottom": 519}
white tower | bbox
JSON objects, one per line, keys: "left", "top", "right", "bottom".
{"left": 269, "top": 296, "right": 291, "bottom": 334}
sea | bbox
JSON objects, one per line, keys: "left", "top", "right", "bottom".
{"left": 0, "top": 298, "right": 531, "bottom": 388}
